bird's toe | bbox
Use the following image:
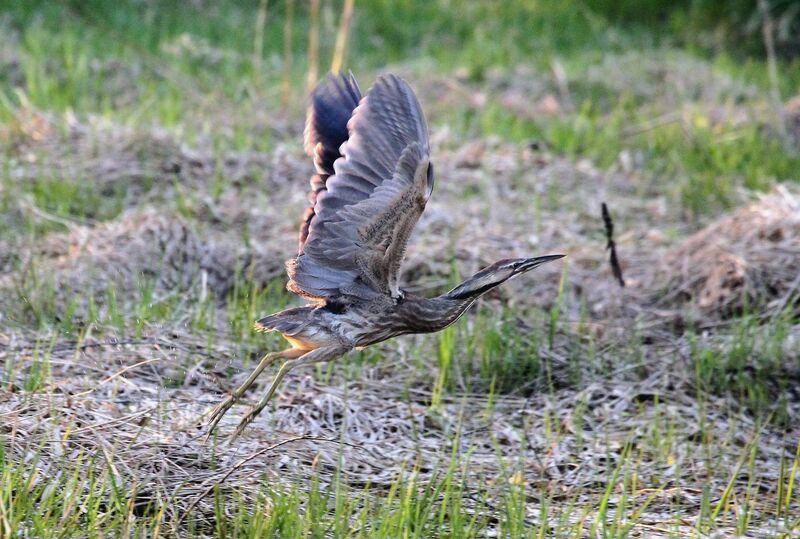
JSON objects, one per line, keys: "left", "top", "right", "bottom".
{"left": 231, "top": 407, "right": 263, "bottom": 440}
{"left": 204, "top": 396, "right": 236, "bottom": 441}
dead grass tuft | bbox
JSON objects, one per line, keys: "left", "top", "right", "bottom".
{"left": 1, "top": 208, "right": 286, "bottom": 321}
{"left": 653, "top": 186, "right": 800, "bottom": 319}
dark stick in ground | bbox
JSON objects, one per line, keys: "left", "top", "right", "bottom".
{"left": 602, "top": 202, "right": 625, "bottom": 288}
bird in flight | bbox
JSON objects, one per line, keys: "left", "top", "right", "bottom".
{"left": 206, "top": 73, "right": 563, "bottom": 439}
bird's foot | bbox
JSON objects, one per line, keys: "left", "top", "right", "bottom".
{"left": 231, "top": 404, "right": 265, "bottom": 440}
{"left": 204, "top": 394, "right": 237, "bottom": 443}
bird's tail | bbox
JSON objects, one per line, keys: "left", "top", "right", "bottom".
{"left": 253, "top": 306, "right": 315, "bottom": 334}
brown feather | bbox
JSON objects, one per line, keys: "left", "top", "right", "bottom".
{"left": 287, "top": 74, "right": 432, "bottom": 304}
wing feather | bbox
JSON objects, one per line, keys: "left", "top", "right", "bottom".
{"left": 298, "top": 73, "right": 362, "bottom": 253}
{"left": 287, "top": 74, "right": 433, "bottom": 303}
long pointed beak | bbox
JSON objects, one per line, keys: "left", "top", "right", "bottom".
{"left": 516, "top": 254, "right": 565, "bottom": 273}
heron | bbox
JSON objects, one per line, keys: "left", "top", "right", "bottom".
{"left": 206, "top": 73, "right": 564, "bottom": 439}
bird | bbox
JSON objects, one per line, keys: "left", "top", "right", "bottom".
{"left": 205, "top": 72, "right": 564, "bottom": 439}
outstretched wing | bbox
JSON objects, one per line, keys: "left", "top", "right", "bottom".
{"left": 298, "top": 73, "right": 362, "bottom": 253}
{"left": 287, "top": 74, "right": 433, "bottom": 304}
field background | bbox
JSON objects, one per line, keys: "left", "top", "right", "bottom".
{"left": 1, "top": 1, "right": 800, "bottom": 537}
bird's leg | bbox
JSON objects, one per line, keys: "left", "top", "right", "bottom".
{"left": 205, "top": 348, "right": 303, "bottom": 440}
{"left": 231, "top": 345, "right": 350, "bottom": 439}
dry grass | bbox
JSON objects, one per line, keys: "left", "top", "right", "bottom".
{"left": 2, "top": 108, "right": 799, "bottom": 536}
{"left": 1, "top": 43, "right": 799, "bottom": 535}
{"left": 3, "top": 324, "right": 799, "bottom": 535}
{"left": 653, "top": 186, "right": 800, "bottom": 321}
{"left": 3, "top": 0, "right": 800, "bottom": 533}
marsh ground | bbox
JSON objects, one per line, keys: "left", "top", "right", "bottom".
{"left": 1, "top": 1, "right": 799, "bottom": 537}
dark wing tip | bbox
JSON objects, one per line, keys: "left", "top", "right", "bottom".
{"left": 299, "top": 73, "right": 363, "bottom": 254}
{"left": 303, "top": 73, "right": 363, "bottom": 173}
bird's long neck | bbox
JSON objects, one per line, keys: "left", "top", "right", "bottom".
{"left": 398, "top": 294, "right": 479, "bottom": 334}
{"left": 395, "top": 269, "right": 509, "bottom": 334}
{"left": 392, "top": 256, "right": 562, "bottom": 337}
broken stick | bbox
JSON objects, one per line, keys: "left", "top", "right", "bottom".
{"left": 602, "top": 202, "right": 626, "bottom": 287}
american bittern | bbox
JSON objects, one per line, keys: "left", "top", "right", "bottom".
{"left": 206, "top": 73, "right": 563, "bottom": 439}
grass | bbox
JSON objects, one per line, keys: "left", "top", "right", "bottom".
{"left": 3, "top": 394, "right": 797, "bottom": 537}
{"left": 687, "top": 308, "right": 798, "bottom": 426}
{"left": 2, "top": 0, "right": 799, "bottom": 219}
{"left": 1, "top": 0, "right": 799, "bottom": 537}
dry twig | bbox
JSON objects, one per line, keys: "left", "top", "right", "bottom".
{"left": 179, "top": 435, "right": 357, "bottom": 522}
{"left": 602, "top": 202, "right": 626, "bottom": 288}
{"left": 252, "top": 0, "right": 269, "bottom": 80}
{"left": 330, "top": 0, "right": 354, "bottom": 74}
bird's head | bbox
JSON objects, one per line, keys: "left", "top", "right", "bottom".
{"left": 445, "top": 254, "right": 564, "bottom": 300}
